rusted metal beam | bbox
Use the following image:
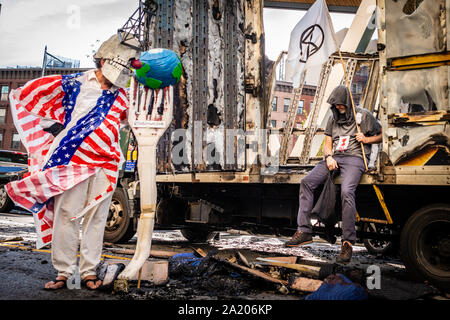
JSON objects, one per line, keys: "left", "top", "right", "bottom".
{"left": 397, "top": 146, "right": 440, "bottom": 166}
{"left": 218, "top": 258, "right": 289, "bottom": 286}
{"left": 388, "top": 111, "right": 450, "bottom": 125}
{"left": 387, "top": 51, "right": 450, "bottom": 71}
{"left": 256, "top": 258, "right": 321, "bottom": 277}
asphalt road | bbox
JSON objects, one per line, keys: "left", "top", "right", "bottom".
{"left": 0, "top": 210, "right": 448, "bottom": 301}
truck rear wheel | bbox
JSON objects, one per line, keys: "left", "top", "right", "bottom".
{"left": 400, "top": 204, "right": 450, "bottom": 291}
{"left": 0, "top": 184, "right": 14, "bottom": 213}
{"left": 104, "top": 188, "right": 135, "bottom": 243}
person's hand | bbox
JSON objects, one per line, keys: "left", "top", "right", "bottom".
{"left": 356, "top": 132, "right": 368, "bottom": 144}
{"left": 43, "top": 123, "right": 64, "bottom": 137}
{"left": 326, "top": 156, "right": 338, "bottom": 171}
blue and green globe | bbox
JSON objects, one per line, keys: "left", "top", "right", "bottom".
{"left": 134, "top": 48, "right": 183, "bottom": 89}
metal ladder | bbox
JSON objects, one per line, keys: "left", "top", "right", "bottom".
{"left": 297, "top": 59, "right": 333, "bottom": 164}
{"left": 279, "top": 71, "right": 306, "bottom": 165}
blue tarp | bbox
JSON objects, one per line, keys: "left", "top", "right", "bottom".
{"left": 306, "top": 273, "right": 368, "bottom": 300}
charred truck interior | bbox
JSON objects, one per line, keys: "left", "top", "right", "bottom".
{"left": 107, "top": 0, "right": 450, "bottom": 290}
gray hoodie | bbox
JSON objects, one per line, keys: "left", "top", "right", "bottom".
{"left": 324, "top": 85, "right": 381, "bottom": 159}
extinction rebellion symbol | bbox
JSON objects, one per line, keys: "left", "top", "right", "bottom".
{"left": 299, "top": 24, "right": 324, "bottom": 63}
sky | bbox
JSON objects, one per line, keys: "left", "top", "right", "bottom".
{"left": 0, "top": 0, "right": 138, "bottom": 68}
{"left": 0, "top": 0, "right": 356, "bottom": 68}
{"left": 263, "top": 8, "right": 355, "bottom": 61}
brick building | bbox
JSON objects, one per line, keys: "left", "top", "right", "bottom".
{"left": 270, "top": 80, "right": 316, "bottom": 130}
{"left": 269, "top": 80, "right": 316, "bottom": 156}
{"left": 0, "top": 68, "right": 89, "bottom": 152}
{"left": 270, "top": 80, "right": 316, "bottom": 129}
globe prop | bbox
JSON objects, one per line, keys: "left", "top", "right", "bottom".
{"left": 134, "top": 48, "right": 182, "bottom": 89}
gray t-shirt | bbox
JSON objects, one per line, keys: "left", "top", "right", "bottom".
{"left": 324, "top": 108, "right": 381, "bottom": 159}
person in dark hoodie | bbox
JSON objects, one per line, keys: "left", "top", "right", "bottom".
{"left": 284, "top": 85, "right": 382, "bottom": 263}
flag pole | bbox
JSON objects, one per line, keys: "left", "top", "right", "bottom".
{"left": 336, "top": 48, "right": 369, "bottom": 171}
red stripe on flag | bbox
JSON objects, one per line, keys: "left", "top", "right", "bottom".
{"left": 19, "top": 76, "right": 61, "bottom": 100}
{"left": 44, "top": 91, "right": 65, "bottom": 121}
{"left": 84, "top": 136, "right": 108, "bottom": 156}
{"left": 110, "top": 105, "right": 123, "bottom": 114}
{"left": 38, "top": 209, "right": 45, "bottom": 220}
{"left": 114, "top": 94, "right": 128, "bottom": 110}
{"left": 35, "top": 83, "right": 63, "bottom": 116}
{"left": 93, "top": 126, "right": 112, "bottom": 146}
{"left": 41, "top": 223, "right": 51, "bottom": 232}
{"left": 106, "top": 114, "right": 119, "bottom": 124}
{"left": 5, "top": 183, "right": 34, "bottom": 209}
{"left": 30, "top": 174, "right": 47, "bottom": 203}
{"left": 120, "top": 110, "right": 127, "bottom": 121}
{"left": 29, "top": 140, "right": 50, "bottom": 154}
{"left": 78, "top": 147, "right": 118, "bottom": 162}
{"left": 42, "top": 234, "right": 52, "bottom": 244}
{"left": 17, "top": 110, "right": 30, "bottom": 120}
{"left": 73, "top": 165, "right": 83, "bottom": 184}
{"left": 103, "top": 119, "right": 118, "bottom": 141}
{"left": 23, "top": 81, "right": 62, "bottom": 113}
{"left": 26, "top": 128, "right": 47, "bottom": 142}
{"left": 106, "top": 175, "right": 117, "bottom": 185}
{"left": 70, "top": 155, "right": 117, "bottom": 171}
{"left": 21, "top": 118, "right": 40, "bottom": 132}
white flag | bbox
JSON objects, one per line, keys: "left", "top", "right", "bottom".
{"left": 285, "top": 0, "right": 338, "bottom": 88}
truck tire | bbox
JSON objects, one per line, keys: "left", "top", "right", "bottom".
{"left": 0, "top": 184, "right": 14, "bottom": 213}
{"left": 400, "top": 204, "right": 450, "bottom": 291}
{"left": 104, "top": 188, "right": 135, "bottom": 243}
{"left": 181, "top": 227, "right": 214, "bottom": 243}
{"left": 362, "top": 223, "right": 397, "bottom": 256}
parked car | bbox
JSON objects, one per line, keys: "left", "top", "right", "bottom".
{"left": 0, "top": 150, "right": 28, "bottom": 212}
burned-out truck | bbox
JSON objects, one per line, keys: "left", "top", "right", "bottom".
{"left": 107, "top": 0, "right": 450, "bottom": 290}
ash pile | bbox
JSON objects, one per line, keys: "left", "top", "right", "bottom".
{"left": 119, "top": 247, "right": 441, "bottom": 300}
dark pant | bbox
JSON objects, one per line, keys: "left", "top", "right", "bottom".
{"left": 297, "top": 155, "right": 365, "bottom": 243}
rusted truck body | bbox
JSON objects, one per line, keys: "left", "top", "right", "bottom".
{"left": 112, "top": 0, "right": 449, "bottom": 290}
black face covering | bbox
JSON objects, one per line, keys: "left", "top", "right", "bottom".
{"left": 327, "top": 85, "right": 354, "bottom": 125}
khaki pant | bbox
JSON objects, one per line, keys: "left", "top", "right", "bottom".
{"left": 51, "top": 170, "right": 112, "bottom": 279}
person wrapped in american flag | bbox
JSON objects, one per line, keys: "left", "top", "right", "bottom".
{"left": 6, "top": 33, "right": 140, "bottom": 290}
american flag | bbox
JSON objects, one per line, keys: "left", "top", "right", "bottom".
{"left": 6, "top": 72, "right": 128, "bottom": 249}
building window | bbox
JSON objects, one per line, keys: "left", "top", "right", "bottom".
{"left": 272, "top": 97, "right": 277, "bottom": 111}
{"left": 11, "top": 133, "right": 20, "bottom": 150}
{"left": 271, "top": 120, "right": 276, "bottom": 128}
{"left": 283, "top": 98, "right": 290, "bottom": 112}
{"left": 297, "top": 100, "right": 304, "bottom": 115}
{"left": 0, "top": 108, "right": 5, "bottom": 123}
{"left": 1, "top": 86, "right": 9, "bottom": 101}
{"left": 0, "top": 132, "right": 3, "bottom": 148}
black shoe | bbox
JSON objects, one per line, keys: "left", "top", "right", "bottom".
{"left": 284, "top": 231, "right": 313, "bottom": 247}
{"left": 336, "top": 241, "right": 353, "bottom": 263}
{"left": 319, "top": 225, "right": 337, "bottom": 244}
